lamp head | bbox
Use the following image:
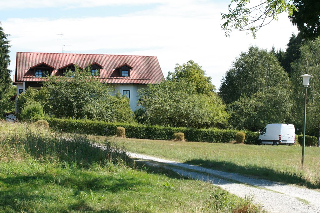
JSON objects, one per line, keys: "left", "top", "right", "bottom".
{"left": 301, "top": 74, "right": 312, "bottom": 87}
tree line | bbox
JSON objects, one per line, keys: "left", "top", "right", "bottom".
{"left": 1, "top": 21, "right": 320, "bottom": 135}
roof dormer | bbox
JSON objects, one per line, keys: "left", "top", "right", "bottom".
{"left": 87, "top": 62, "right": 103, "bottom": 76}
{"left": 26, "top": 62, "right": 54, "bottom": 78}
{"left": 110, "top": 63, "right": 133, "bottom": 77}
{"left": 58, "top": 63, "right": 79, "bottom": 76}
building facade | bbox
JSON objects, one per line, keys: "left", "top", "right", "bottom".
{"left": 14, "top": 52, "right": 164, "bottom": 111}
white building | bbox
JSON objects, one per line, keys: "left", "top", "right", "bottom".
{"left": 14, "top": 52, "right": 164, "bottom": 111}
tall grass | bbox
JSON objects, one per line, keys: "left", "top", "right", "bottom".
{"left": 0, "top": 121, "right": 262, "bottom": 212}
{"left": 0, "top": 121, "right": 130, "bottom": 168}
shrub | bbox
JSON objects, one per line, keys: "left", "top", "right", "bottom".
{"left": 235, "top": 132, "right": 245, "bottom": 143}
{"left": 173, "top": 132, "right": 185, "bottom": 141}
{"left": 20, "top": 102, "right": 44, "bottom": 121}
{"left": 134, "top": 108, "right": 147, "bottom": 124}
{"left": 34, "top": 120, "right": 49, "bottom": 129}
{"left": 117, "top": 127, "right": 125, "bottom": 138}
{"left": 244, "top": 131, "right": 259, "bottom": 145}
{"left": 298, "top": 135, "right": 318, "bottom": 146}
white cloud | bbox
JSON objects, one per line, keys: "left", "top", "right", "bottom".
{"left": 2, "top": 0, "right": 298, "bottom": 89}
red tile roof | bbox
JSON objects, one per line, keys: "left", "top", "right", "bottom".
{"left": 15, "top": 52, "right": 164, "bottom": 84}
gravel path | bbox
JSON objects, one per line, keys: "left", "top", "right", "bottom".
{"left": 128, "top": 152, "right": 320, "bottom": 213}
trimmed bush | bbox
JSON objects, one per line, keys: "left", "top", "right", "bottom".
{"left": 117, "top": 127, "right": 126, "bottom": 138}
{"left": 34, "top": 120, "right": 50, "bottom": 129}
{"left": 243, "top": 131, "right": 259, "bottom": 145}
{"left": 173, "top": 132, "right": 185, "bottom": 141}
{"left": 298, "top": 135, "right": 318, "bottom": 147}
{"left": 235, "top": 132, "right": 245, "bottom": 143}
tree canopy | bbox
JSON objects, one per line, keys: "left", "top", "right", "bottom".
{"left": 0, "top": 85, "right": 16, "bottom": 115}
{"left": 219, "top": 46, "right": 290, "bottom": 104}
{"left": 44, "top": 68, "right": 134, "bottom": 122}
{"left": 18, "top": 67, "right": 134, "bottom": 123}
{"left": 275, "top": 33, "right": 304, "bottom": 76}
{"left": 228, "top": 87, "right": 293, "bottom": 131}
{"left": 138, "top": 60, "right": 228, "bottom": 128}
{"left": 0, "top": 23, "right": 11, "bottom": 100}
{"left": 290, "top": 37, "right": 320, "bottom": 135}
{"left": 138, "top": 80, "right": 228, "bottom": 128}
{"left": 221, "top": 0, "right": 320, "bottom": 39}
{"left": 167, "top": 60, "right": 216, "bottom": 95}
{"left": 290, "top": 0, "right": 320, "bottom": 40}
{"left": 219, "top": 46, "right": 292, "bottom": 131}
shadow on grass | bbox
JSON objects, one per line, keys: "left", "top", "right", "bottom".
{"left": 133, "top": 159, "right": 190, "bottom": 180}
{"left": 184, "top": 159, "right": 320, "bottom": 189}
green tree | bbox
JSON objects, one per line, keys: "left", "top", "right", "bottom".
{"left": 167, "top": 60, "right": 216, "bottom": 94}
{"left": 0, "top": 23, "right": 11, "bottom": 100}
{"left": 17, "top": 87, "right": 49, "bottom": 115}
{"left": 275, "top": 33, "right": 304, "bottom": 76}
{"left": 138, "top": 80, "right": 228, "bottom": 128}
{"left": 0, "top": 85, "right": 16, "bottom": 116}
{"left": 228, "top": 87, "right": 293, "bottom": 131}
{"left": 290, "top": 37, "right": 320, "bottom": 135}
{"left": 220, "top": 46, "right": 293, "bottom": 131}
{"left": 44, "top": 67, "right": 133, "bottom": 123}
{"left": 219, "top": 46, "right": 290, "bottom": 104}
{"left": 20, "top": 101, "right": 44, "bottom": 121}
{"left": 221, "top": 0, "right": 320, "bottom": 39}
{"left": 290, "top": 0, "right": 320, "bottom": 40}
{"left": 221, "top": 0, "right": 296, "bottom": 37}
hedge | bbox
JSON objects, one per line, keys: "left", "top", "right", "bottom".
{"left": 46, "top": 118, "right": 260, "bottom": 144}
{"left": 297, "top": 135, "right": 318, "bottom": 147}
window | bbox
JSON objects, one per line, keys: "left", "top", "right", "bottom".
{"left": 121, "top": 70, "right": 129, "bottom": 77}
{"left": 90, "top": 63, "right": 102, "bottom": 76}
{"left": 19, "top": 89, "right": 24, "bottom": 94}
{"left": 59, "top": 64, "right": 77, "bottom": 76}
{"left": 30, "top": 63, "right": 53, "bottom": 77}
{"left": 91, "top": 69, "right": 100, "bottom": 76}
{"left": 123, "top": 90, "right": 130, "bottom": 99}
{"left": 35, "top": 70, "right": 43, "bottom": 77}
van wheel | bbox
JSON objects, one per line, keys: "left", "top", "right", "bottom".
{"left": 258, "top": 140, "right": 262, "bottom": 145}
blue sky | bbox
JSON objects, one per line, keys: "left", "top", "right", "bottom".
{"left": 0, "top": 0, "right": 298, "bottom": 89}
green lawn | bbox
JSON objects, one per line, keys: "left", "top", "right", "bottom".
{"left": 95, "top": 136, "right": 320, "bottom": 189}
{"left": 0, "top": 121, "right": 261, "bottom": 212}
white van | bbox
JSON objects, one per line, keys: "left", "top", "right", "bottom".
{"left": 258, "top": 124, "right": 295, "bottom": 145}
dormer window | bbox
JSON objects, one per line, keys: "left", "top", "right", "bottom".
{"left": 110, "top": 63, "right": 133, "bottom": 77}
{"left": 121, "top": 70, "right": 129, "bottom": 77}
{"left": 119, "top": 64, "right": 132, "bottom": 77}
{"left": 58, "top": 64, "right": 77, "bottom": 76}
{"left": 35, "top": 70, "right": 44, "bottom": 77}
{"left": 89, "top": 63, "right": 102, "bottom": 76}
{"left": 28, "top": 63, "right": 54, "bottom": 78}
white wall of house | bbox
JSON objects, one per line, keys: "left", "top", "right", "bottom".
{"left": 114, "top": 84, "right": 147, "bottom": 112}
{"left": 16, "top": 82, "right": 25, "bottom": 95}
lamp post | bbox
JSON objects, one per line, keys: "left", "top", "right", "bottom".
{"left": 301, "top": 74, "right": 312, "bottom": 168}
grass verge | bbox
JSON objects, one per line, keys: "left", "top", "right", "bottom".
{"left": 92, "top": 136, "right": 320, "bottom": 189}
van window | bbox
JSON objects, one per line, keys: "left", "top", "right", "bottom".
{"left": 260, "top": 128, "right": 266, "bottom": 135}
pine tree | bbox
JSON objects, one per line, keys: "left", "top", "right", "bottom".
{"left": 0, "top": 23, "right": 11, "bottom": 100}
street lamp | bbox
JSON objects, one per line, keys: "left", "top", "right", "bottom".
{"left": 301, "top": 74, "right": 312, "bottom": 167}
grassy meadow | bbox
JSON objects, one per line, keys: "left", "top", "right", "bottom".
{"left": 0, "top": 121, "right": 261, "bottom": 213}
{"left": 94, "top": 136, "right": 320, "bottom": 189}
